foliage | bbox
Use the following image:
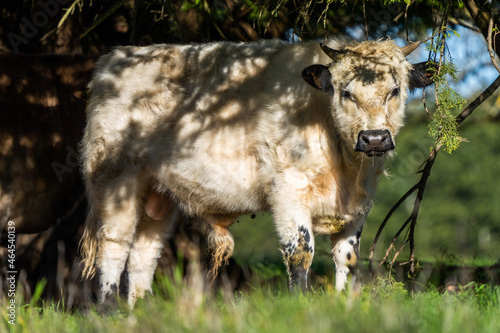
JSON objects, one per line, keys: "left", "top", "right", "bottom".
{"left": 426, "top": 28, "right": 467, "bottom": 153}
{"left": 1, "top": 0, "right": 445, "bottom": 53}
{"left": 370, "top": 275, "right": 409, "bottom": 299}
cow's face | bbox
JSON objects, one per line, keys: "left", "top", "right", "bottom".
{"left": 302, "top": 40, "right": 432, "bottom": 157}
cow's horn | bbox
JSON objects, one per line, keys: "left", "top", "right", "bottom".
{"left": 400, "top": 41, "right": 422, "bottom": 57}
{"left": 320, "top": 43, "right": 344, "bottom": 61}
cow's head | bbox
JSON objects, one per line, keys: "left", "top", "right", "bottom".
{"left": 302, "top": 40, "right": 432, "bottom": 157}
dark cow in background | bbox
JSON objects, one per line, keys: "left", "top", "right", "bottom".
{"left": 80, "top": 38, "right": 433, "bottom": 307}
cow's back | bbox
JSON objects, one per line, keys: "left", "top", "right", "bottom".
{"left": 83, "top": 41, "right": 286, "bottom": 167}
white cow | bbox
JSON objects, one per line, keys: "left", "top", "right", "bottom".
{"left": 79, "top": 38, "right": 431, "bottom": 306}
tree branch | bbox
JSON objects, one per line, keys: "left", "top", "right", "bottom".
{"left": 363, "top": 0, "right": 369, "bottom": 41}
{"left": 487, "top": 0, "right": 500, "bottom": 74}
{"left": 368, "top": 184, "right": 418, "bottom": 274}
{"left": 464, "top": 0, "right": 500, "bottom": 56}
{"left": 407, "top": 146, "right": 438, "bottom": 276}
{"left": 456, "top": 75, "right": 500, "bottom": 126}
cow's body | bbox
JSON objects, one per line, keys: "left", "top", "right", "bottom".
{"left": 80, "top": 38, "right": 429, "bottom": 306}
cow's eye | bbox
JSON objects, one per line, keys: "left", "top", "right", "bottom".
{"left": 341, "top": 90, "right": 352, "bottom": 100}
{"left": 390, "top": 87, "right": 400, "bottom": 98}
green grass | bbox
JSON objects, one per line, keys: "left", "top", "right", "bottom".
{"left": 3, "top": 276, "right": 500, "bottom": 333}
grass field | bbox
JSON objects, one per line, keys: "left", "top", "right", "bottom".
{"left": 2, "top": 273, "right": 500, "bottom": 333}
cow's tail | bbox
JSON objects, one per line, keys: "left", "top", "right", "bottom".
{"left": 207, "top": 224, "right": 234, "bottom": 280}
{"left": 79, "top": 206, "right": 99, "bottom": 280}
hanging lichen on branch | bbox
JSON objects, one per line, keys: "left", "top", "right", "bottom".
{"left": 426, "top": 27, "right": 467, "bottom": 153}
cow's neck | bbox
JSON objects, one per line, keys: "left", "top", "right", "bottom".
{"left": 330, "top": 133, "right": 386, "bottom": 216}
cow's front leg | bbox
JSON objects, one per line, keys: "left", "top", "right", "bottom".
{"left": 281, "top": 223, "right": 314, "bottom": 290}
{"left": 271, "top": 174, "right": 314, "bottom": 291}
{"left": 330, "top": 215, "right": 366, "bottom": 291}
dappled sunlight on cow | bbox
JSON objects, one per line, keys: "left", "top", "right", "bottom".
{"left": 79, "top": 38, "right": 432, "bottom": 307}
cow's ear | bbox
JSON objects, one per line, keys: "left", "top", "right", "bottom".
{"left": 302, "top": 64, "right": 334, "bottom": 95}
{"left": 409, "top": 61, "right": 435, "bottom": 90}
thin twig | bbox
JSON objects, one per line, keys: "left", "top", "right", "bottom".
{"left": 494, "top": 30, "right": 498, "bottom": 56}
{"left": 317, "top": 0, "right": 332, "bottom": 31}
{"left": 363, "top": 0, "right": 368, "bottom": 41}
{"left": 487, "top": 0, "right": 500, "bottom": 73}
{"left": 423, "top": 86, "right": 432, "bottom": 120}
{"left": 40, "top": 0, "right": 81, "bottom": 42}
{"left": 80, "top": 0, "right": 129, "bottom": 39}
{"left": 368, "top": 184, "right": 418, "bottom": 274}
{"left": 428, "top": 1, "right": 438, "bottom": 62}
{"left": 405, "top": 1, "right": 410, "bottom": 42}
{"left": 390, "top": 239, "right": 409, "bottom": 270}
{"left": 379, "top": 216, "right": 411, "bottom": 267}
{"left": 447, "top": 17, "right": 482, "bottom": 33}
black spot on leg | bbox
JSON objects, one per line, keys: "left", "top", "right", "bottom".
{"left": 346, "top": 252, "right": 351, "bottom": 261}
{"left": 286, "top": 242, "right": 296, "bottom": 252}
{"left": 356, "top": 229, "right": 362, "bottom": 239}
{"left": 110, "top": 283, "right": 118, "bottom": 294}
{"left": 282, "top": 241, "right": 296, "bottom": 259}
{"left": 348, "top": 239, "right": 355, "bottom": 245}
{"left": 298, "top": 226, "right": 311, "bottom": 243}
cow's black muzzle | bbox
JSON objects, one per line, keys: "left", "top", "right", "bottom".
{"left": 355, "top": 129, "right": 395, "bottom": 157}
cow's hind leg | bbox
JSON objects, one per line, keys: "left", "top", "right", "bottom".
{"left": 92, "top": 176, "right": 141, "bottom": 304}
{"left": 126, "top": 197, "right": 179, "bottom": 307}
{"left": 330, "top": 216, "right": 365, "bottom": 291}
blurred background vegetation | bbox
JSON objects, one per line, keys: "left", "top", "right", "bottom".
{"left": 1, "top": 0, "right": 499, "bottom": 297}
